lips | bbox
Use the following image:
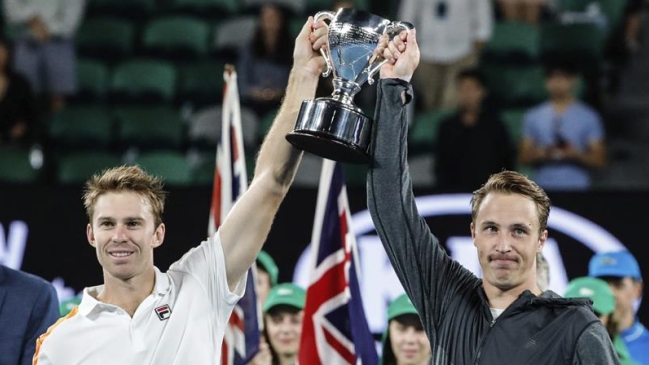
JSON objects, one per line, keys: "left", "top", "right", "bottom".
{"left": 108, "top": 251, "right": 134, "bottom": 258}
{"left": 489, "top": 254, "right": 517, "bottom": 262}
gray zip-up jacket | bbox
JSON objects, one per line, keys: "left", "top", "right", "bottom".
{"left": 367, "top": 79, "right": 620, "bottom": 365}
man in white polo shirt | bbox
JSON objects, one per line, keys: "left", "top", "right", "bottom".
{"left": 32, "top": 16, "right": 329, "bottom": 365}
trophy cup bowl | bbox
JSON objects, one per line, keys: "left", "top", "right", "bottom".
{"left": 285, "top": 8, "right": 412, "bottom": 164}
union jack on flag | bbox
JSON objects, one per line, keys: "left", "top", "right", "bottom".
{"left": 209, "top": 66, "right": 261, "bottom": 365}
{"left": 298, "top": 160, "right": 378, "bottom": 365}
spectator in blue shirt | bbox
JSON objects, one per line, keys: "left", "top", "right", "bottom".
{"left": 517, "top": 61, "right": 606, "bottom": 190}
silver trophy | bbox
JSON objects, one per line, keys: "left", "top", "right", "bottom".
{"left": 285, "top": 8, "right": 412, "bottom": 164}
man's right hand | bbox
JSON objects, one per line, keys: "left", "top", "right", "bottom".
{"left": 293, "top": 17, "right": 328, "bottom": 78}
{"left": 376, "top": 29, "right": 420, "bottom": 82}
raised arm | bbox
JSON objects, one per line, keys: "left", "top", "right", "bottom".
{"left": 219, "top": 17, "right": 328, "bottom": 290}
{"left": 368, "top": 30, "right": 480, "bottom": 327}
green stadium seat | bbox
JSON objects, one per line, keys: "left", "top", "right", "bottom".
{"left": 132, "top": 151, "right": 193, "bottom": 185}
{"left": 142, "top": 16, "right": 211, "bottom": 60}
{"left": 76, "top": 58, "right": 110, "bottom": 103}
{"left": 482, "top": 21, "right": 540, "bottom": 65}
{"left": 76, "top": 17, "right": 135, "bottom": 61}
{"left": 540, "top": 22, "right": 604, "bottom": 67}
{"left": 257, "top": 108, "right": 278, "bottom": 144}
{"left": 164, "top": 0, "right": 239, "bottom": 19}
{"left": 557, "top": 0, "right": 629, "bottom": 32}
{"left": 87, "top": 0, "right": 156, "bottom": 20}
{"left": 191, "top": 156, "right": 216, "bottom": 186}
{"left": 409, "top": 109, "right": 454, "bottom": 154}
{"left": 483, "top": 65, "right": 547, "bottom": 108}
{"left": 177, "top": 58, "right": 227, "bottom": 106}
{"left": 56, "top": 152, "right": 123, "bottom": 185}
{"left": 0, "top": 147, "right": 41, "bottom": 183}
{"left": 115, "top": 106, "right": 185, "bottom": 150}
{"left": 213, "top": 15, "right": 257, "bottom": 61}
{"left": 305, "top": 0, "right": 370, "bottom": 15}
{"left": 49, "top": 106, "right": 114, "bottom": 150}
{"left": 110, "top": 59, "right": 177, "bottom": 104}
{"left": 500, "top": 109, "right": 527, "bottom": 143}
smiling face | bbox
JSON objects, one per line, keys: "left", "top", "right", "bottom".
{"left": 265, "top": 308, "right": 303, "bottom": 360}
{"left": 388, "top": 316, "right": 431, "bottom": 365}
{"left": 471, "top": 192, "right": 547, "bottom": 293}
{"left": 86, "top": 192, "right": 165, "bottom": 282}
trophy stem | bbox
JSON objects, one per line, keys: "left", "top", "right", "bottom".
{"left": 331, "top": 78, "right": 361, "bottom": 108}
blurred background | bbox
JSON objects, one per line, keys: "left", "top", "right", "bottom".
{"left": 0, "top": 0, "right": 647, "bottom": 336}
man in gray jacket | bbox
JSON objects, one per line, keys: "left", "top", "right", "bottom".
{"left": 367, "top": 29, "right": 620, "bottom": 365}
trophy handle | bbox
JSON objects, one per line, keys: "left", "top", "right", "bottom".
{"left": 366, "top": 22, "right": 414, "bottom": 85}
{"left": 313, "top": 11, "right": 335, "bottom": 78}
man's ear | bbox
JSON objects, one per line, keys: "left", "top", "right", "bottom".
{"left": 87, "top": 223, "right": 95, "bottom": 247}
{"left": 152, "top": 223, "right": 166, "bottom": 248}
{"left": 470, "top": 222, "right": 476, "bottom": 244}
{"left": 537, "top": 229, "right": 548, "bottom": 252}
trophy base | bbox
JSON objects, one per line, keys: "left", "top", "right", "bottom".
{"left": 286, "top": 98, "right": 372, "bottom": 164}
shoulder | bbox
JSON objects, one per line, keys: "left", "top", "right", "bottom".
{"left": 572, "top": 102, "right": 601, "bottom": 120}
{"left": 1, "top": 265, "right": 55, "bottom": 296}
{"left": 36, "top": 307, "right": 83, "bottom": 356}
{"left": 525, "top": 102, "right": 551, "bottom": 120}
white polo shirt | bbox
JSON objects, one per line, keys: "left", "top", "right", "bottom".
{"left": 34, "top": 232, "right": 246, "bottom": 365}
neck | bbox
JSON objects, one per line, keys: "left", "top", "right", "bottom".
{"left": 617, "top": 309, "right": 636, "bottom": 332}
{"left": 484, "top": 283, "right": 541, "bottom": 310}
{"left": 278, "top": 353, "right": 296, "bottom": 365}
{"left": 460, "top": 107, "right": 480, "bottom": 126}
{"left": 97, "top": 267, "right": 156, "bottom": 316}
{"left": 551, "top": 96, "right": 574, "bottom": 112}
{"left": 264, "top": 34, "right": 277, "bottom": 52}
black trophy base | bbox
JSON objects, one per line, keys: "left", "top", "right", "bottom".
{"left": 285, "top": 98, "right": 372, "bottom": 164}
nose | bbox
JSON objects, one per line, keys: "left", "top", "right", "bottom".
{"left": 494, "top": 234, "right": 511, "bottom": 253}
{"left": 111, "top": 224, "right": 128, "bottom": 243}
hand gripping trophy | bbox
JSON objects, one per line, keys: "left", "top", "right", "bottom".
{"left": 286, "top": 8, "right": 412, "bottom": 164}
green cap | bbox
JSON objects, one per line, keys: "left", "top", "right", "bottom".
{"left": 564, "top": 277, "right": 615, "bottom": 315}
{"left": 381, "top": 294, "right": 421, "bottom": 365}
{"left": 257, "top": 250, "right": 279, "bottom": 286}
{"left": 263, "top": 283, "right": 306, "bottom": 313}
{"left": 387, "top": 293, "right": 418, "bottom": 321}
{"left": 59, "top": 296, "right": 81, "bottom": 317}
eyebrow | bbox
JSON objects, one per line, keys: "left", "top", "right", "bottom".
{"left": 97, "top": 217, "right": 145, "bottom": 222}
{"left": 481, "top": 221, "right": 532, "bottom": 231}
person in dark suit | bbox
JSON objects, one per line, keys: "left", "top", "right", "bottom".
{"left": 0, "top": 264, "right": 59, "bottom": 365}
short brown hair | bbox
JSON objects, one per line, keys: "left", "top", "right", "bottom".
{"left": 470, "top": 171, "right": 551, "bottom": 233}
{"left": 83, "top": 165, "right": 167, "bottom": 226}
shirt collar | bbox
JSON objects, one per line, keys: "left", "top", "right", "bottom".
{"left": 78, "top": 266, "right": 171, "bottom": 316}
{"left": 621, "top": 320, "right": 647, "bottom": 342}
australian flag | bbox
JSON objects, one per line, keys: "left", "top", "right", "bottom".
{"left": 209, "top": 66, "right": 261, "bottom": 365}
{"left": 298, "top": 160, "right": 378, "bottom": 365}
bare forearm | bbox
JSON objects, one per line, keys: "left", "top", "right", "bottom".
{"left": 518, "top": 146, "right": 546, "bottom": 165}
{"left": 574, "top": 149, "right": 606, "bottom": 169}
{"left": 253, "top": 68, "right": 319, "bottom": 191}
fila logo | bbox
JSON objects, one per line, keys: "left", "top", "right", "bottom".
{"left": 155, "top": 305, "right": 172, "bottom": 321}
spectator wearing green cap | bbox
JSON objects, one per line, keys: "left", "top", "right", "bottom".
{"left": 589, "top": 251, "right": 648, "bottom": 365}
{"left": 262, "top": 283, "right": 306, "bottom": 365}
{"left": 381, "top": 294, "right": 431, "bottom": 365}
{"left": 256, "top": 250, "right": 279, "bottom": 307}
{"left": 564, "top": 277, "right": 640, "bottom": 365}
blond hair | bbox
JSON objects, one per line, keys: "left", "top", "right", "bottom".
{"left": 83, "top": 165, "right": 167, "bottom": 226}
{"left": 470, "top": 171, "right": 551, "bottom": 234}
